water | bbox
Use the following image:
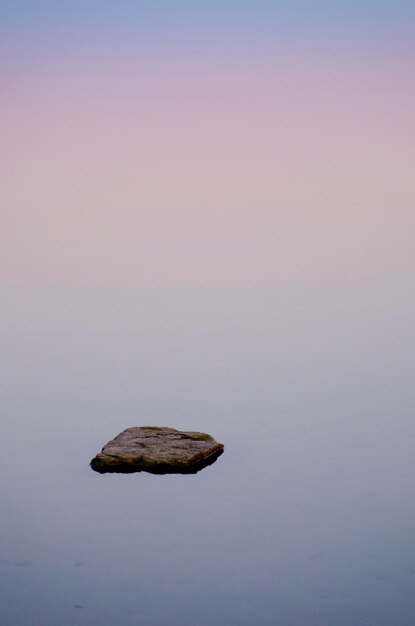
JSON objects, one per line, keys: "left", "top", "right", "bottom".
{"left": 1, "top": 282, "right": 414, "bottom": 625}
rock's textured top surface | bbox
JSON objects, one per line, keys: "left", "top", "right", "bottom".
{"left": 90, "top": 426, "right": 224, "bottom": 474}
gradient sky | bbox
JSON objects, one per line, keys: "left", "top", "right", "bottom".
{"left": 1, "top": 2, "right": 414, "bottom": 289}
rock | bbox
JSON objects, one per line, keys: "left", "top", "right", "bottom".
{"left": 90, "top": 426, "right": 224, "bottom": 474}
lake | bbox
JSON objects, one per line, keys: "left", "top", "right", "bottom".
{"left": 1, "top": 281, "right": 414, "bottom": 625}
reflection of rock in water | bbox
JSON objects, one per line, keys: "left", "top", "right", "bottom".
{"left": 90, "top": 426, "right": 224, "bottom": 475}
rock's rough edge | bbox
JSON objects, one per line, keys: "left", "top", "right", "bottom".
{"left": 90, "top": 426, "right": 224, "bottom": 474}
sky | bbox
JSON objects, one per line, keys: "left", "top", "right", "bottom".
{"left": 0, "top": 1, "right": 414, "bottom": 291}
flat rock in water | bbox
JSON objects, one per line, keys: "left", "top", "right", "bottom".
{"left": 90, "top": 426, "right": 224, "bottom": 474}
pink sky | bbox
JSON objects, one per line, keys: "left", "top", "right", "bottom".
{"left": 1, "top": 47, "right": 414, "bottom": 288}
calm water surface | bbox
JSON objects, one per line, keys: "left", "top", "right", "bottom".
{"left": 1, "top": 284, "right": 414, "bottom": 625}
